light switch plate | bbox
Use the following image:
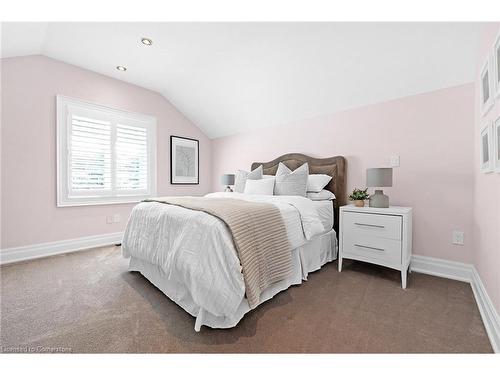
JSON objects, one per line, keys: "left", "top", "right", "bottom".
{"left": 106, "top": 216, "right": 113, "bottom": 224}
{"left": 390, "top": 155, "right": 400, "bottom": 167}
{"left": 452, "top": 231, "right": 464, "bottom": 245}
{"left": 113, "top": 214, "right": 121, "bottom": 223}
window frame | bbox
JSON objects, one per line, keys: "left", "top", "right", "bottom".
{"left": 57, "top": 95, "right": 157, "bottom": 207}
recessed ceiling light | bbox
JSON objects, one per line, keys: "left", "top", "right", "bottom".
{"left": 116, "top": 65, "right": 127, "bottom": 72}
{"left": 141, "top": 37, "right": 153, "bottom": 46}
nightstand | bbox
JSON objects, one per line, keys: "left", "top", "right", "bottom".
{"left": 338, "top": 205, "right": 413, "bottom": 288}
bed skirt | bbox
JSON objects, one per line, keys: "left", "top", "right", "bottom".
{"left": 128, "top": 229, "right": 337, "bottom": 331}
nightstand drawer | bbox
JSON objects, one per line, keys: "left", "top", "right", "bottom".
{"left": 342, "top": 232, "right": 402, "bottom": 265}
{"left": 342, "top": 211, "right": 402, "bottom": 240}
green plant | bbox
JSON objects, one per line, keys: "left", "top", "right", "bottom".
{"left": 349, "top": 188, "right": 370, "bottom": 201}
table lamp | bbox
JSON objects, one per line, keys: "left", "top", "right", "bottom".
{"left": 366, "top": 168, "right": 393, "bottom": 208}
{"left": 221, "top": 174, "right": 235, "bottom": 192}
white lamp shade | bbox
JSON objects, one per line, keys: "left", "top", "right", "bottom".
{"left": 221, "top": 174, "right": 235, "bottom": 185}
{"left": 366, "top": 168, "right": 393, "bottom": 187}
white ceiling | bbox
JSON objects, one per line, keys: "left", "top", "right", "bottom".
{"left": 1, "top": 22, "right": 481, "bottom": 138}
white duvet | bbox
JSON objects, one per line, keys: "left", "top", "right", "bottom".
{"left": 122, "top": 192, "right": 325, "bottom": 318}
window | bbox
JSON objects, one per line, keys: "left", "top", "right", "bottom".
{"left": 57, "top": 96, "right": 156, "bottom": 206}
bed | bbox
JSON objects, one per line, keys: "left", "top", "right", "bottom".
{"left": 122, "top": 153, "right": 346, "bottom": 331}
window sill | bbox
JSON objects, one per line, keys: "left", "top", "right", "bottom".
{"left": 57, "top": 196, "right": 154, "bottom": 207}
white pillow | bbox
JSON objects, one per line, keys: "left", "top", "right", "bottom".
{"left": 243, "top": 178, "right": 275, "bottom": 195}
{"left": 307, "top": 174, "right": 332, "bottom": 193}
{"left": 234, "top": 165, "right": 263, "bottom": 193}
{"left": 306, "top": 189, "right": 336, "bottom": 201}
{"left": 274, "top": 162, "right": 309, "bottom": 196}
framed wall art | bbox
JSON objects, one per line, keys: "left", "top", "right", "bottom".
{"left": 493, "top": 30, "right": 500, "bottom": 99}
{"left": 494, "top": 116, "right": 500, "bottom": 173}
{"left": 480, "top": 56, "right": 494, "bottom": 116}
{"left": 480, "top": 121, "right": 494, "bottom": 173}
{"left": 170, "top": 135, "right": 199, "bottom": 184}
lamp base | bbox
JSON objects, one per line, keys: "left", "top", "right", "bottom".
{"left": 369, "top": 190, "right": 389, "bottom": 208}
{"left": 224, "top": 186, "right": 233, "bottom": 192}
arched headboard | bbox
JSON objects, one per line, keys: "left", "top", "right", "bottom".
{"left": 251, "top": 153, "right": 346, "bottom": 236}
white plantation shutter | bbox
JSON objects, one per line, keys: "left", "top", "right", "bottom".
{"left": 116, "top": 123, "right": 148, "bottom": 191}
{"left": 70, "top": 115, "right": 112, "bottom": 192}
{"left": 57, "top": 96, "right": 156, "bottom": 206}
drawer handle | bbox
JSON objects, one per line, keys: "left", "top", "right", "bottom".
{"left": 354, "top": 222, "right": 385, "bottom": 229}
{"left": 355, "top": 244, "right": 385, "bottom": 252}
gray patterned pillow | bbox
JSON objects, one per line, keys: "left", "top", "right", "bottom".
{"left": 274, "top": 162, "right": 309, "bottom": 196}
{"left": 234, "top": 165, "right": 263, "bottom": 193}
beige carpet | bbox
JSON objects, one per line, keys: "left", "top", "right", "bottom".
{"left": 0, "top": 245, "right": 492, "bottom": 353}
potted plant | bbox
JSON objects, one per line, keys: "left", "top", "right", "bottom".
{"left": 349, "top": 188, "right": 370, "bottom": 207}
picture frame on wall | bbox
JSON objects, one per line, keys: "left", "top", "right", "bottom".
{"left": 170, "top": 135, "right": 199, "bottom": 184}
{"left": 494, "top": 31, "right": 500, "bottom": 99}
{"left": 480, "top": 56, "right": 494, "bottom": 116}
{"left": 494, "top": 117, "right": 500, "bottom": 173}
{"left": 480, "top": 122, "right": 493, "bottom": 173}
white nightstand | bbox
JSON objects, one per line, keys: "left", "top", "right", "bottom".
{"left": 338, "top": 205, "right": 413, "bottom": 288}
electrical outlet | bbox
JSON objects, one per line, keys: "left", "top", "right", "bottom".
{"left": 390, "top": 155, "right": 400, "bottom": 167}
{"left": 113, "top": 214, "right": 121, "bottom": 223}
{"left": 452, "top": 231, "right": 464, "bottom": 245}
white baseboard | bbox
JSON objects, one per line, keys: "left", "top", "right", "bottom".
{"left": 410, "top": 255, "right": 474, "bottom": 283}
{"left": 470, "top": 266, "right": 500, "bottom": 353}
{"left": 0, "top": 232, "right": 124, "bottom": 265}
{"left": 411, "top": 254, "right": 500, "bottom": 353}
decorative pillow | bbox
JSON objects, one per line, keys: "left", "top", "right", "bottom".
{"left": 274, "top": 162, "right": 309, "bottom": 196}
{"left": 262, "top": 175, "right": 276, "bottom": 186}
{"left": 306, "top": 189, "right": 336, "bottom": 201}
{"left": 307, "top": 174, "right": 332, "bottom": 193}
{"left": 243, "top": 178, "right": 275, "bottom": 195}
{"left": 234, "top": 165, "right": 263, "bottom": 193}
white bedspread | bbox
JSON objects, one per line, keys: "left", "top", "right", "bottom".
{"left": 122, "top": 192, "right": 324, "bottom": 318}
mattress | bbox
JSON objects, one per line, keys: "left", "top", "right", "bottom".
{"left": 311, "top": 200, "right": 334, "bottom": 231}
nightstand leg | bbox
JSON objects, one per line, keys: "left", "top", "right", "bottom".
{"left": 401, "top": 268, "right": 407, "bottom": 289}
{"left": 338, "top": 257, "right": 343, "bottom": 272}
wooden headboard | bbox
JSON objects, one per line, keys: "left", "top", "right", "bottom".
{"left": 251, "top": 153, "right": 346, "bottom": 236}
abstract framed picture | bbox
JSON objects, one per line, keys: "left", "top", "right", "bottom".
{"left": 494, "top": 116, "right": 500, "bottom": 173}
{"left": 494, "top": 30, "right": 500, "bottom": 99}
{"left": 480, "top": 56, "right": 494, "bottom": 116}
{"left": 170, "top": 135, "right": 199, "bottom": 184}
{"left": 480, "top": 122, "right": 493, "bottom": 173}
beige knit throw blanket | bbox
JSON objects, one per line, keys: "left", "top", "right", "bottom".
{"left": 145, "top": 196, "right": 293, "bottom": 308}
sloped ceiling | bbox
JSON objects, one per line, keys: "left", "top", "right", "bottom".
{"left": 1, "top": 22, "right": 480, "bottom": 138}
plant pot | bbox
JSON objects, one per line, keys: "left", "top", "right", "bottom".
{"left": 354, "top": 200, "right": 365, "bottom": 207}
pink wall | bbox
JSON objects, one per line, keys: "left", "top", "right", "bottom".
{"left": 1, "top": 55, "right": 212, "bottom": 249}
{"left": 0, "top": 57, "right": 3, "bottom": 250}
{"left": 473, "top": 23, "right": 500, "bottom": 313}
{"left": 212, "top": 84, "right": 476, "bottom": 264}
